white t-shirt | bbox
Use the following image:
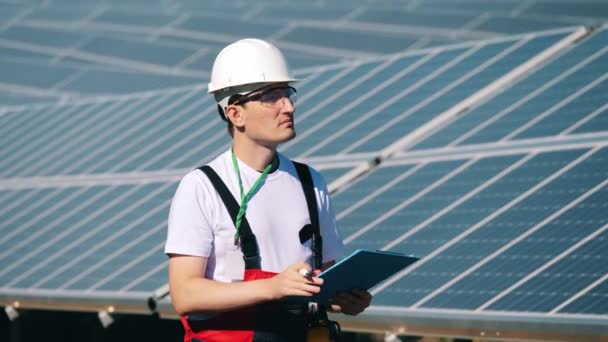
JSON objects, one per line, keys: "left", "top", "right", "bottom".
{"left": 165, "top": 150, "right": 343, "bottom": 282}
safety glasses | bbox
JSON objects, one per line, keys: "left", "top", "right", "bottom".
{"left": 228, "top": 86, "right": 297, "bottom": 108}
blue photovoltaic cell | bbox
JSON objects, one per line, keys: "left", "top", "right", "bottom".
{"left": 0, "top": 188, "right": 47, "bottom": 235}
{"left": 570, "top": 109, "right": 608, "bottom": 134}
{"left": 0, "top": 25, "right": 87, "bottom": 49}
{"left": 414, "top": 29, "right": 608, "bottom": 150}
{"left": 485, "top": 189, "right": 608, "bottom": 311}
{"left": 350, "top": 42, "right": 517, "bottom": 154}
{"left": 559, "top": 272, "right": 608, "bottom": 315}
{"left": 391, "top": 154, "right": 525, "bottom": 258}
{"left": 336, "top": 159, "right": 466, "bottom": 251}
{"left": 371, "top": 149, "right": 586, "bottom": 306}
{"left": 1, "top": 182, "right": 175, "bottom": 290}
{"left": 177, "top": 16, "right": 282, "bottom": 38}
{"left": 286, "top": 53, "right": 436, "bottom": 157}
{"left": 0, "top": 186, "right": 111, "bottom": 284}
{"left": 477, "top": 16, "right": 568, "bottom": 34}
{"left": 459, "top": 57, "right": 608, "bottom": 145}
{"left": 512, "top": 79, "right": 608, "bottom": 139}
{"left": 258, "top": 6, "right": 352, "bottom": 20}
{"left": 111, "top": 98, "right": 212, "bottom": 173}
{"left": 0, "top": 93, "right": 55, "bottom": 106}
{"left": 58, "top": 68, "right": 201, "bottom": 94}
{"left": 1, "top": 102, "right": 109, "bottom": 178}
{"left": 78, "top": 36, "right": 198, "bottom": 67}
{"left": 317, "top": 167, "right": 351, "bottom": 186}
{"left": 94, "top": 239, "right": 167, "bottom": 291}
{"left": 93, "top": 10, "right": 178, "bottom": 27}
{"left": 87, "top": 91, "right": 204, "bottom": 173}
{"left": 331, "top": 164, "right": 414, "bottom": 217}
{"left": 325, "top": 34, "right": 565, "bottom": 156}
{"left": 0, "top": 59, "right": 75, "bottom": 88}
{"left": 279, "top": 61, "right": 386, "bottom": 155}
{"left": 343, "top": 155, "right": 528, "bottom": 256}
{"left": 418, "top": 1, "right": 522, "bottom": 13}
{"left": 281, "top": 51, "right": 342, "bottom": 70}
{"left": 0, "top": 46, "right": 53, "bottom": 63}
{"left": 353, "top": 33, "right": 569, "bottom": 154}
{"left": 25, "top": 7, "right": 96, "bottom": 21}
{"left": 529, "top": 2, "right": 608, "bottom": 18}
{"left": 0, "top": 187, "right": 77, "bottom": 237}
{"left": 284, "top": 48, "right": 467, "bottom": 157}
{"left": 59, "top": 208, "right": 169, "bottom": 291}
{"left": 37, "top": 93, "right": 185, "bottom": 176}
{"left": 418, "top": 148, "right": 607, "bottom": 309}
{"left": 130, "top": 264, "right": 167, "bottom": 292}
{"left": 281, "top": 27, "right": 418, "bottom": 54}
{"left": 355, "top": 9, "right": 477, "bottom": 29}
{"left": 0, "top": 105, "right": 71, "bottom": 177}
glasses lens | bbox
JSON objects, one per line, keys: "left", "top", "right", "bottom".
{"left": 258, "top": 87, "right": 297, "bottom": 107}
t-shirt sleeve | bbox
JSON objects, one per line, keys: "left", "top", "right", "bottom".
{"left": 165, "top": 171, "right": 215, "bottom": 257}
{"left": 313, "top": 170, "right": 344, "bottom": 263}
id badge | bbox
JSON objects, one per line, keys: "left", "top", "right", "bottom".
{"left": 225, "top": 246, "right": 245, "bottom": 281}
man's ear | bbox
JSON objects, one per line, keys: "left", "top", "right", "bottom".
{"left": 225, "top": 105, "right": 246, "bottom": 129}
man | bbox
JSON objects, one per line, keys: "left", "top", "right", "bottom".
{"left": 165, "top": 38, "right": 371, "bottom": 342}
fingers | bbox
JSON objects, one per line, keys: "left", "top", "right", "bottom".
{"left": 270, "top": 262, "right": 325, "bottom": 299}
{"left": 292, "top": 262, "right": 323, "bottom": 286}
{"left": 331, "top": 289, "right": 372, "bottom": 316}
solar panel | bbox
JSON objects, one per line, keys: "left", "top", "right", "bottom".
{"left": 372, "top": 147, "right": 606, "bottom": 310}
{"left": 414, "top": 28, "right": 608, "bottom": 150}
{"left": 0, "top": 182, "right": 175, "bottom": 291}
{"left": 282, "top": 30, "right": 570, "bottom": 157}
{"left": 1, "top": 1, "right": 608, "bottom": 340}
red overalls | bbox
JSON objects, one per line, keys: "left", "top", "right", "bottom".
{"left": 181, "top": 162, "right": 321, "bottom": 342}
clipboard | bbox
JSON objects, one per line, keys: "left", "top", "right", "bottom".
{"left": 288, "top": 249, "right": 419, "bottom": 306}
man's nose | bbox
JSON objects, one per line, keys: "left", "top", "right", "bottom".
{"left": 281, "top": 97, "right": 296, "bottom": 112}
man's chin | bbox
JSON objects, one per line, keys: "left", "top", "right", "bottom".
{"left": 277, "top": 129, "right": 296, "bottom": 144}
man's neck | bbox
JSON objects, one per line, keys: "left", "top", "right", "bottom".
{"left": 231, "top": 141, "right": 277, "bottom": 172}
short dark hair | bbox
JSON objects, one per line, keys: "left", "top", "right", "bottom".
{"left": 217, "top": 104, "right": 236, "bottom": 137}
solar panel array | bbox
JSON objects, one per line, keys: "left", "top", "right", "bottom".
{"left": 1, "top": 0, "right": 607, "bottom": 339}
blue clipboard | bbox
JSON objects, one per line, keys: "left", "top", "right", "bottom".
{"left": 288, "top": 249, "right": 419, "bottom": 306}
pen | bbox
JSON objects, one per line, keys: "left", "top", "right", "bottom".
{"left": 299, "top": 268, "right": 313, "bottom": 280}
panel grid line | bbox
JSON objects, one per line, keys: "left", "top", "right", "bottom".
{"left": 410, "top": 148, "right": 604, "bottom": 308}
{"left": 4, "top": 183, "right": 173, "bottom": 287}
{"left": 344, "top": 159, "right": 477, "bottom": 244}
{"left": 342, "top": 38, "right": 529, "bottom": 153}
{"left": 371, "top": 147, "right": 599, "bottom": 300}
{"left": 3, "top": 101, "right": 116, "bottom": 176}
{"left": 298, "top": 52, "right": 439, "bottom": 157}
{"left": 550, "top": 274, "right": 608, "bottom": 314}
{"left": 82, "top": 89, "right": 200, "bottom": 173}
{"left": 446, "top": 45, "right": 608, "bottom": 147}
{"left": 336, "top": 164, "right": 425, "bottom": 221}
{"left": 561, "top": 102, "right": 608, "bottom": 135}
{"left": 477, "top": 222, "right": 608, "bottom": 310}
{"left": 502, "top": 72, "right": 608, "bottom": 141}
{"left": 382, "top": 153, "right": 536, "bottom": 251}
{"left": 89, "top": 235, "right": 166, "bottom": 291}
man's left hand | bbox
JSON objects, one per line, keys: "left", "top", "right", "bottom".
{"left": 329, "top": 289, "right": 372, "bottom": 316}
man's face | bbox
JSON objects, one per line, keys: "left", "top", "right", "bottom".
{"left": 229, "top": 84, "right": 297, "bottom": 147}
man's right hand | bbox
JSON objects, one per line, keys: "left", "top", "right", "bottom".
{"left": 266, "top": 262, "right": 324, "bottom": 300}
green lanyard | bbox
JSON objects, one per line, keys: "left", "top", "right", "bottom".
{"left": 231, "top": 151, "right": 273, "bottom": 243}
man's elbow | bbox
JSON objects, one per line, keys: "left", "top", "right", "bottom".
{"left": 170, "top": 295, "right": 191, "bottom": 316}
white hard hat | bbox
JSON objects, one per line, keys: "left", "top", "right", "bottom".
{"left": 208, "top": 38, "right": 298, "bottom": 94}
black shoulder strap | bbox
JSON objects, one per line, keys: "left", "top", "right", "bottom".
{"left": 293, "top": 161, "right": 323, "bottom": 270}
{"left": 198, "top": 165, "right": 260, "bottom": 269}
